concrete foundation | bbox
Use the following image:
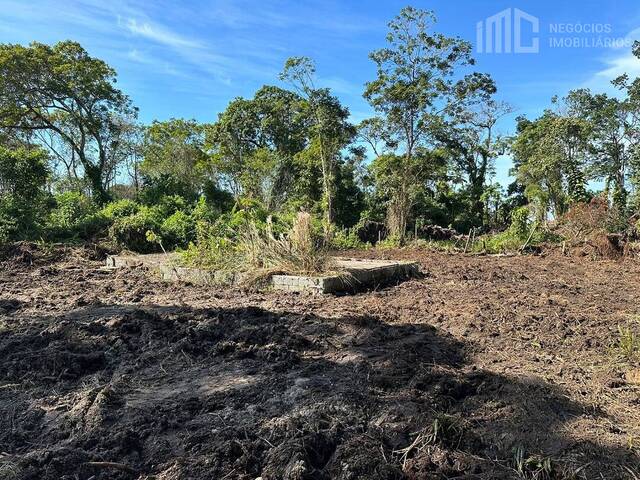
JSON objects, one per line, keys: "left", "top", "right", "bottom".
{"left": 106, "top": 254, "right": 420, "bottom": 294}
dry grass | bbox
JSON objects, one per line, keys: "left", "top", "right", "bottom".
{"left": 238, "top": 212, "right": 335, "bottom": 286}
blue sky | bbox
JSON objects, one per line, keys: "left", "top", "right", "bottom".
{"left": 3, "top": 0, "right": 640, "bottom": 186}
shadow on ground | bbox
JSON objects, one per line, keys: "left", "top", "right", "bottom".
{"left": 0, "top": 301, "right": 637, "bottom": 479}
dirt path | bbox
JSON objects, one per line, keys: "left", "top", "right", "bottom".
{"left": 1, "top": 245, "right": 639, "bottom": 479}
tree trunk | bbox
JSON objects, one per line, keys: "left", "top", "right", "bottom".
{"left": 84, "top": 164, "right": 111, "bottom": 205}
{"left": 387, "top": 183, "right": 409, "bottom": 241}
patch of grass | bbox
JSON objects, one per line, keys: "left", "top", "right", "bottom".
{"left": 240, "top": 212, "right": 333, "bottom": 278}
{"left": 612, "top": 323, "right": 640, "bottom": 362}
{"left": 330, "top": 228, "right": 371, "bottom": 250}
{"left": 393, "top": 414, "right": 467, "bottom": 469}
{"left": 512, "top": 445, "right": 554, "bottom": 479}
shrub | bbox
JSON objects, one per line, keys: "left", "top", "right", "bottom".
{"left": 331, "top": 228, "right": 370, "bottom": 250}
{"left": 161, "top": 210, "right": 195, "bottom": 249}
{"left": 377, "top": 234, "right": 403, "bottom": 249}
{"left": 180, "top": 212, "right": 332, "bottom": 284}
{"left": 46, "top": 191, "right": 108, "bottom": 240}
{"left": 109, "top": 206, "right": 162, "bottom": 252}
{"left": 509, "top": 206, "right": 533, "bottom": 239}
{"left": 101, "top": 199, "right": 140, "bottom": 220}
{"left": 471, "top": 206, "right": 551, "bottom": 254}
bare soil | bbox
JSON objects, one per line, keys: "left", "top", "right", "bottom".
{"left": 1, "top": 244, "right": 639, "bottom": 479}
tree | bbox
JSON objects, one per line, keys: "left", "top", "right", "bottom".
{"left": 280, "top": 57, "right": 355, "bottom": 230}
{"left": 142, "top": 118, "right": 210, "bottom": 196}
{"left": 566, "top": 89, "right": 634, "bottom": 214}
{"left": 363, "top": 6, "right": 479, "bottom": 238}
{"left": 433, "top": 94, "right": 512, "bottom": 226}
{"left": 511, "top": 111, "right": 591, "bottom": 222}
{"left": 208, "top": 86, "right": 310, "bottom": 208}
{"left": 0, "top": 41, "right": 136, "bottom": 204}
{"left": 0, "top": 142, "right": 49, "bottom": 240}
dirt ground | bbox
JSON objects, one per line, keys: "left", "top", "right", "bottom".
{"left": 1, "top": 244, "right": 639, "bottom": 480}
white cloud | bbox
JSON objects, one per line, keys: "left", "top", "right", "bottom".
{"left": 582, "top": 27, "right": 640, "bottom": 94}
{"left": 124, "top": 18, "right": 202, "bottom": 49}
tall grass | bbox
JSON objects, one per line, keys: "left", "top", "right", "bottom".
{"left": 240, "top": 211, "right": 332, "bottom": 275}
{"left": 180, "top": 211, "right": 334, "bottom": 284}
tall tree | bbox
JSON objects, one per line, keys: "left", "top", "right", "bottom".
{"left": 433, "top": 91, "right": 512, "bottom": 226}
{"left": 363, "top": 6, "right": 480, "bottom": 238}
{"left": 511, "top": 111, "right": 591, "bottom": 221}
{"left": 566, "top": 89, "right": 635, "bottom": 214}
{"left": 142, "top": 118, "right": 210, "bottom": 195}
{"left": 280, "top": 57, "right": 355, "bottom": 230}
{"left": 208, "top": 86, "right": 310, "bottom": 208}
{"left": 0, "top": 41, "right": 136, "bottom": 204}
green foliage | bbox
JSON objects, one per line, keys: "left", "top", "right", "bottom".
{"left": 512, "top": 445, "right": 554, "bottom": 479}
{"left": 108, "top": 206, "right": 162, "bottom": 252}
{"left": 472, "top": 206, "right": 545, "bottom": 254}
{"left": 161, "top": 211, "right": 195, "bottom": 248}
{"left": 377, "top": 234, "right": 404, "bottom": 249}
{"left": 101, "top": 199, "right": 140, "bottom": 220}
{"left": 4, "top": 33, "right": 640, "bottom": 248}
{"left": 331, "top": 228, "right": 370, "bottom": 250}
{"left": 107, "top": 197, "right": 197, "bottom": 252}
{"left": 181, "top": 211, "right": 331, "bottom": 286}
{"left": 180, "top": 231, "right": 236, "bottom": 270}
{"left": 612, "top": 322, "right": 640, "bottom": 362}
{"left": 0, "top": 41, "right": 136, "bottom": 203}
{"left": 512, "top": 107, "right": 592, "bottom": 221}
{"left": 509, "top": 206, "right": 533, "bottom": 239}
{"left": 46, "top": 191, "right": 108, "bottom": 240}
{"left": 141, "top": 118, "right": 209, "bottom": 195}
{"left": 362, "top": 6, "right": 486, "bottom": 237}
{"left": 0, "top": 145, "right": 50, "bottom": 241}
{"left": 138, "top": 175, "right": 198, "bottom": 206}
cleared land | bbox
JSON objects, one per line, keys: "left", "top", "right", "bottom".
{"left": 1, "top": 244, "right": 639, "bottom": 479}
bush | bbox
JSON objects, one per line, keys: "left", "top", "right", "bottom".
{"left": 109, "top": 206, "right": 162, "bottom": 252}
{"left": 509, "top": 206, "right": 533, "bottom": 239}
{"left": 101, "top": 199, "right": 140, "bottom": 220}
{"left": 377, "top": 234, "right": 403, "bottom": 249}
{"left": 472, "top": 206, "right": 550, "bottom": 254}
{"left": 161, "top": 210, "right": 195, "bottom": 249}
{"left": 180, "top": 212, "right": 332, "bottom": 284}
{"left": 331, "top": 228, "right": 370, "bottom": 250}
{"left": 46, "top": 191, "right": 108, "bottom": 240}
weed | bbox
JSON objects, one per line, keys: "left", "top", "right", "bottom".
{"left": 512, "top": 445, "right": 554, "bottom": 479}
{"left": 612, "top": 324, "right": 640, "bottom": 362}
{"left": 393, "top": 414, "right": 466, "bottom": 470}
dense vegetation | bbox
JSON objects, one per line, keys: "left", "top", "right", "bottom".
{"left": 1, "top": 7, "right": 640, "bottom": 261}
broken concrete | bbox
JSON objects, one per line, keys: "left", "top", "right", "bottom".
{"left": 106, "top": 253, "right": 420, "bottom": 293}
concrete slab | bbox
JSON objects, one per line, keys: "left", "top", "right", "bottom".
{"left": 106, "top": 253, "right": 420, "bottom": 294}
